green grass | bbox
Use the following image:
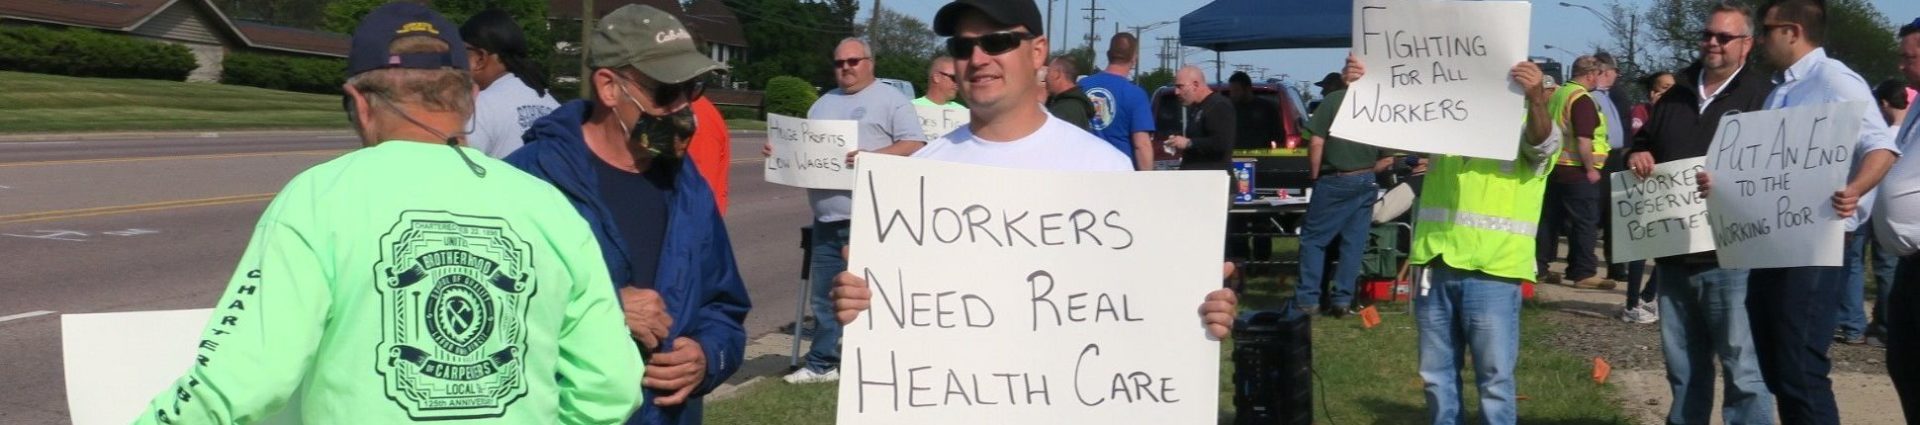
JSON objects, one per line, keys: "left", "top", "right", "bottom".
{"left": 724, "top": 118, "right": 768, "bottom": 132}
{"left": 708, "top": 244, "right": 1630, "bottom": 424}
{"left": 0, "top": 71, "right": 344, "bottom": 133}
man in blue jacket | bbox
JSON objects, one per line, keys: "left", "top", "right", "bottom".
{"left": 505, "top": 5, "right": 751, "bottom": 424}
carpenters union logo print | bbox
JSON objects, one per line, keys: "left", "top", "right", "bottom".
{"left": 374, "top": 211, "right": 536, "bottom": 419}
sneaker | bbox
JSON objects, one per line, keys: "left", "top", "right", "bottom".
{"left": 1836, "top": 333, "right": 1867, "bottom": 345}
{"left": 1636, "top": 303, "right": 1659, "bottom": 324}
{"left": 784, "top": 367, "right": 840, "bottom": 384}
{"left": 1617, "top": 304, "right": 1658, "bottom": 324}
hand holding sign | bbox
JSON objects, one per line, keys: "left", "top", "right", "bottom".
{"left": 764, "top": 113, "right": 860, "bottom": 189}
{"left": 1609, "top": 158, "right": 1713, "bottom": 263}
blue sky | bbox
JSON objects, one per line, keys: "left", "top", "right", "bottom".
{"left": 863, "top": 0, "right": 1920, "bottom": 90}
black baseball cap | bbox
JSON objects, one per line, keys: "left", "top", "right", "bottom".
{"left": 1314, "top": 72, "right": 1343, "bottom": 88}
{"left": 933, "top": 0, "right": 1045, "bottom": 37}
{"left": 346, "top": 2, "right": 467, "bottom": 77}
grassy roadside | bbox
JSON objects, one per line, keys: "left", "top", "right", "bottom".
{"left": 725, "top": 119, "right": 768, "bottom": 132}
{"left": 707, "top": 247, "right": 1630, "bottom": 424}
{"left": 0, "top": 71, "right": 343, "bottom": 133}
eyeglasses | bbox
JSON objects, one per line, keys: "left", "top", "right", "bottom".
{"left": 833, "top": 57, "right": 869, "bottom": 68}
{"left": 1699, "top": 30, "right": 1750, "bottom": 45}
{"left": 945, "top": 31, "right": 1036, "bottom": 59}
{"left": 935, "top": 72, "right": 957, "bottom": 81}
{"left": 617, "top": 72, "right": 706, "bottom": 106}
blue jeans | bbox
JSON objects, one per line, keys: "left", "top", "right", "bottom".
{"left": 1656, "top": 263, "right": 1773, "bottom": 425}
{"left": 1295, "top": 172, "right": 1377, "bottom": 309}
{"left": 803, "top": 220, "right": 850, "bottom": 373}
{"left": 1748, "top": 266, "right": 1845, "bottom": 425}
{"left": 1840, "top": 232, "right": 1871, "bottom": 338}
{"left": 1416, "top": 263, "right": 1521, "bottom": 425}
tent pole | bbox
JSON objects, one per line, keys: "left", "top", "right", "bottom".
{"left": 1215, "top": 50, "right": 1222, "bottom": 82}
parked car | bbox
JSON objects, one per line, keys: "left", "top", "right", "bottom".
{"left": 1150, "top": 82, "right": 1316, "bottom": 190}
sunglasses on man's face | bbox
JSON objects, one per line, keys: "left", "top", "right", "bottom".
{"left": 833, "top": 57, "right": 868, "bottom": 68}
{"left": 1699, "top": 30, "right": 1749, "bottom": 45}
{"left": 620, "top": 73, "right": 706, "bottom": 106}
{"left": 946, "top": 31, "right": 1036, "bottom": 59}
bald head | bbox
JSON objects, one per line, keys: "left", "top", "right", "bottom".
{"left": 1174, "top": 66, "right": 1212, "bottom": 106}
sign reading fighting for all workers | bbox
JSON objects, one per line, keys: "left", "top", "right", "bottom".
{"left": 764, "top": 113, "right": 859, "bottom": 190}
{"left": 1703, "top": 102, "right": 1867, "bottom": 269}
{"left": 836, "top": 155, "right": 1226, "bottom": 424}
{"left": 1331, "top": 0, "right": 1532, "bottom": 161}
{"left": 916, "top": 106, "right": 968, "bottom": 140}
{"left": 1609, "top": 158, "right": 1714, "bottom": 263}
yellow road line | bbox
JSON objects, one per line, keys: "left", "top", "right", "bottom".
{"left": 0, "top": 149, "right": 345, "bottom": 168}
{"left": 0, "top": 193, "right": 278, "bottom": 225}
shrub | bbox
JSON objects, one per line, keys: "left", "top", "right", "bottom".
{"left": 220, "top": 51, "right": 346, "bottom": 94}
{"left": 716, "top": 105, "right": 761, "bottom": 121}
{"left": 764, "top": 76, "right": 817, "bottom": 118}
{"left": 0, "top": 26, "right": 196, "bottom": 81}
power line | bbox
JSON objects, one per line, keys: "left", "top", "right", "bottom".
{"left": 1081, "top": 0, "right": 1103, "bottom": 63}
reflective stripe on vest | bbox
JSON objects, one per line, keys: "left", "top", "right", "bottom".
{"left": 1416, "top": 206, "right": 1540, "bottom": 237}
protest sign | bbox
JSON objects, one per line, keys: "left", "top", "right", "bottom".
{"left": 764, "top": 113, "right": 859, "bottom": 190}
{"left": 1704, "top": 102, "right": 1867, "bottom": 268}
{"left": 836, "top": 155, "right": 1227, "bottom": 424}
{"left": 917, "top": 105, "right": 968, "bottom": 140}
{"left": 63, "top": 309, "right": 295, "bottom": 425}
{"left": 1609, "top": 157, "right": 1714, "bottom": 263}
{"left": 1331, "top": 0, "right": 1532, "bottom": 161}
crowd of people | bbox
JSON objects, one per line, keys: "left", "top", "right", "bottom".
{"left": 123, "top": 0, "right": 1920, "bottom": 423}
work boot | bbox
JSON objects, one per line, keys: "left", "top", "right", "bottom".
{"left": 1573, "top": 277, "right": 1617, "bottom": 290}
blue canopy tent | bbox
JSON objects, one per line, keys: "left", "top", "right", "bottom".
{"left": 1179, "top": 0, "right": 1352, "bottom": 79}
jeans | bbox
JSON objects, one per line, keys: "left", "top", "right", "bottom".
{"left": 802, "top": 220, "right": 850, "bottom": 373}
{"left": 1416, "top": 263, "right": 1521, "bottom": 425}
{"left": 1295, "top": 172, "right": 1377, "bottom": 309}
{"left": 1747, "top": 266, "right": 1845, "bottom": 425}
{"left": 1890, "top": 255, "right": 1920, "bottom": 422}
{"left": 1656, "top": 263, "right": 1773, "bottom": 425}
{"left": 1840, "top": 232, "right": 1870, "bottom": 338}
{"left": 1539, "top": 178, "right": 1601, "bottom": 281}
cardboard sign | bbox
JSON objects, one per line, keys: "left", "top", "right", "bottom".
{"left": 836, "top": 155, "right": 1226, "bottom": 424}
{"left": 916, "top": 105, "right": 968, "bottom": 140}
{"left": 1331, "top": 0, "right": 1532, "bottom": 161}
{"left": 765, "top": 113, "right": 859, "bottom": 189}
{"left": 63, "top": 309, "right": 296, "bottom": 425}
{"left": 1609, "top": 157, "right": 1714, "bottom": 263}
{"left": 1704, "top": 102, "right": 1867, "bottom": 268}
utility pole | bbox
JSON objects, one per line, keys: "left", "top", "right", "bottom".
{"left": 871, "top": 0, "right": 882, "bottom": 35}
{"left": 1157, "top": 36, "right": 1177, "bottom": 74}
{"left": 1061, "top": 0, "right": 1069, "bottom": 54}
{"left": 1081, "top": 0, "right": 1103, "bottom": 65}
{"left": 579, "top": 0, "right": 593, "bottom": 99}
{"left": 1046, "top": 0, "right": 1054, "bottom": 45}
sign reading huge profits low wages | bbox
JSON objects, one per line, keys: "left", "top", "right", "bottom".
{"left": 764, "top": 113, "right": 859, "bottom": 190}
{"left": 1609, "top": 158, "right": 1714, "bottom": 263}
{"left": 1704, "top": 102, "right": 1867, "bottom": 269}
{"left": 837, "top": 155, "right": 1227, "bottom": 424}
{"left": 1331, "top": 0, "right": 1531, "bottom": 161}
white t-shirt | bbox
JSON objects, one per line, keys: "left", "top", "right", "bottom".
{"left": 912, "top": 115, "right": 1132, "bottom": 172}
{"left": 1874, "top": 113, "right": 1920, "bottom": 256}
{"left": 466, "top": 73, "right": 560, "bottom": 159}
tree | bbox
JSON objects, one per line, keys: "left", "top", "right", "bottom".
{"left": 874, "top": 55, "right": 931, "bottom": 97}
{"left": 1055, "top": 45, "right": 1096, "bottom": 81}
{"left": 1581, "top": 0, "right": 1650, "bottom": 82}
{"left": 1137, "top": 68, "right": 1175, "bottom": 93}
{"left": 1644, "top": 0, "right": 1898, "bottom": 82}
{"left": 724, "top": 0, "right": 860, "bottom": 89}
{"left": 321, "top": 0, "right": 553, "bottom": 84}
{"left": 864, "top": 6, "right": 936, "bottom": 58}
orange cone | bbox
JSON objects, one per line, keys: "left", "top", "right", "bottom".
{"left": 1592, "top": 357, "right": 1612, "bottom": 384}
{"left": 1360, "top": 305, "right": 1382, "bottom": 329}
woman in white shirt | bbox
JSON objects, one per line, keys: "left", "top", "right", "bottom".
{"left": 460, "top": 9, "right": 560, "bottom": 159}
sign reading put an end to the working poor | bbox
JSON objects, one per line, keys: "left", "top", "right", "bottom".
{"left": 1704, "top": 102, "right": 1867, "bottom": 268}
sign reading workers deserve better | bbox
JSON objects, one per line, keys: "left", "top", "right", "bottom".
{"left": 1609, "top": 158, "right": 1714, "bottom": 263}
{"left": 1331, "top": 0, "right": 1532, "bottom": 161}
{"left": 836, "top": 155, "right": 1227, "bottom": 424}
{"left": 916, "top": 105, "right": 968, "bottom": 140}
{"left": 1704, "top": 102, "right": 1867, "bottom": 269}
{"left": 764, "top": 113, "right": 859, "bottom": 190}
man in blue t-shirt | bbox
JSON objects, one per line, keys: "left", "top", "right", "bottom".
{"left": 1079, "top": 32, "right": 1156, "bottom": 171}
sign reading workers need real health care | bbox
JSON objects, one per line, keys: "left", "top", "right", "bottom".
{"left": 764, "top": 113, "right": 859, "bottom": 190}
{"left": 1609, "top": 158, "right": 1715, "bottom": 263}
{"left": 836, "top": 155, "right": 1226, "bottom": 425}
{"left": 1704, "top": 102, "right": 1867, "bottom": 269}
{"left": 1331, "top": 0, "right": 1532, "bottom": 161}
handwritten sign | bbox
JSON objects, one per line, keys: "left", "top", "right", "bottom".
{"left": 1704, "top": 102, "right": 1867, "bottom": 268}
{"left": 764, "top": 113, "right": 859, "bottom": 189}
{"left": 1609, "top": 158, "right": 1713, "bottom": 263}
{"left": 837, "top": 155, "right": 1226, "bottom": 424}
{"left": 917, "top": 105, "right": 968, "bottom": 140}
{"left": 1331, "top": 0, "right": 1531, "bottom": 161}
{"left": 63, "top": 309, "right": 296, "bottom": 425}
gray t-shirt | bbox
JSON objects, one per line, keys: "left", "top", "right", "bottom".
{"left": 806, "top": 84, "right": 926, "bottom": 222}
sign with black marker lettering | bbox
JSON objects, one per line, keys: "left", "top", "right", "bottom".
{"left": 837, "top": 155, "right": 1226, "bottom": 424}
{"left": 916, "top": 105, "right": 968, "bottom": 140}
{"left": 764, "top": 113, "right": 859, "bottom": 189}
{"left": 1704, "top": 102, "right": 1866, "bottom": 268}
{"left": 1609, "top": 158, "right": 1713, "bottom": 263}
{"left": 1331, "top": 0, "right": 1531, "bottom": 161}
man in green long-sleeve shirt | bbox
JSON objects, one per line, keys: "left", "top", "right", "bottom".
{"left": 137, "top": 4, "right": 642, "bottom": 423}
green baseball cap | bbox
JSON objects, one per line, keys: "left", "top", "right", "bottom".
{"left": 589, "top": 5, "right": 727, "bottom": 84}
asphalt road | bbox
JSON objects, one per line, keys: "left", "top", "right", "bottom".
{"left": 0, "top": 132, "right": 811, "bottom": 423}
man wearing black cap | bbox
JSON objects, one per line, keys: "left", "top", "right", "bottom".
{"left": 1296, "top": 67, "right": 1389, "bottom": 318}
{"left": 826, "top": 0, "right": 1242, "bottom": 350}
{"left": 505, "top": 5, "right": 751, "bottom": 425}
{"left": 137, "top": 3, "right": 643, "bottom": 423}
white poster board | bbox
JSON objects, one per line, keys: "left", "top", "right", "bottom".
{"left": 764, "top": 113, "right": 859, "bottom": 190}
{"left": 1703, "top": 102, "right": 1867, "bottom": 268}
{"left": 836, "top": 155, "right": 1226, "bottom": 424}
{"left": 1331, "top": 0, "right": 1532, "bottom": 161}
{"left": 1609, "top": 158, "right": 1714, "bottom": 263}
{"left": 62, "top": 309, "right": 296, "bottom": 425}
{"left": 916, "top": 105, "right": 968, "bottom": 141}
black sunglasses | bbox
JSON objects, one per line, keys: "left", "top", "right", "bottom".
{"left": 946, "top": 31, "right": 1036, "bottom": 59}
{"left": 619, "top": 72, "right": 706, "bottom": 106}
{"left": 833, "top": 57, "right": 869, "bottom": 68}
{"left": 1699, "top": 30, "right": 1749, "bottom": 45}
